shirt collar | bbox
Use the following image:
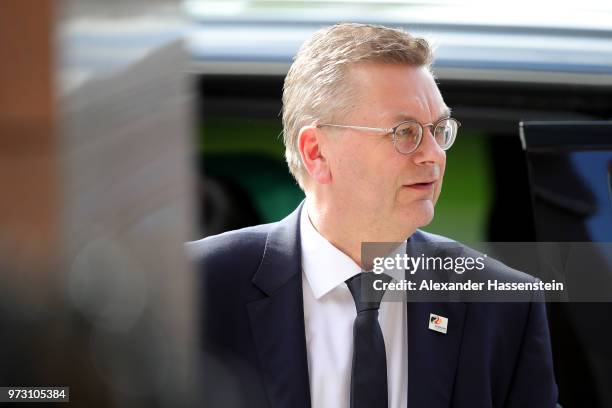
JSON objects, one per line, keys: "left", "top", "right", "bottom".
{"left": 300, "top": 204, "right": 360, "bottom": 300}
{"left": 300, "top": 204, "right": 407, "bottom": 299}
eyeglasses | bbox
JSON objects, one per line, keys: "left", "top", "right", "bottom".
{"left": 316, "top": 117, "right": 461, "bottom": 155}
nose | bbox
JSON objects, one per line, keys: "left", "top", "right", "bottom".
{"left": 413, "top": 126, "right": 445, "bottom": 166}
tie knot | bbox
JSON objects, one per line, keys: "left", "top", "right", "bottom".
{"left": 345, "top": 272, "right": 392, "bottom": 313}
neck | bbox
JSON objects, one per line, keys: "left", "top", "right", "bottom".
{"left": 304, "top": 195, "right": 414, "bottom": 268}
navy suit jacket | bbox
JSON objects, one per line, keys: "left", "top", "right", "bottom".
{"left": 188, "top": 204, "right": 558, "bottom": 408}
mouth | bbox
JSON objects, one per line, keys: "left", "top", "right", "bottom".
{"left": 404, "top": 180, "right": 436, "bottom": 191}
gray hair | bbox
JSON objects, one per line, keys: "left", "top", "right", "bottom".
{"left": 282, "top": 23, "right": 433, "bottom": 188}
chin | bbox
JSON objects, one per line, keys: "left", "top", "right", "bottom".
{"left": 412, "top": 200, "right": 434, "bottom": 228}
{"left": 414, "top": 210, "right": 435, "bottom": 228}
{"left": 400, "top": 200, "right": 435, "bottom": 229}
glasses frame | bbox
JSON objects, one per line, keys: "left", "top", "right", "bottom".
{"left": 316, "top": 117, "right": 461, "bottom": 154}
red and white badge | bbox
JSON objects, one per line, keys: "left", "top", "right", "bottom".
{"left": 428, "top": 313, "right": 448, "bottom": 334}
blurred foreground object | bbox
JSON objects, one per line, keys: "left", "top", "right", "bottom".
{"left": 0, "top": 0, "right": 200, "bottom": 406}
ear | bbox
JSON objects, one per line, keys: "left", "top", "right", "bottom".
{"left": 298, "top": 125, "right": 332, "bottom": 184}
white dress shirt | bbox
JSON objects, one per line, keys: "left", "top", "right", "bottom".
{"left": 300, "top": 205, "right": 408, "bottom": 408}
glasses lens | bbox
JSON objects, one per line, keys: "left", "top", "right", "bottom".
{"left": 434, "top": 118, "right": 458, "bottom": 150}
{"left": 394, "top": 122, "right": 422, "bottom": 153}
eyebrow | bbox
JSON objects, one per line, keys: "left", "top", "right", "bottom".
{"left": 392, "top": 107, "right": 452, "bottom": 124}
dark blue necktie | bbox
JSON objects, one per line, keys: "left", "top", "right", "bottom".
{"left": 345, "top": 272, "right": 392, "bottom": 408}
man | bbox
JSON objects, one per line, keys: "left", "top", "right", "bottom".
{"left": 188, "top": 23, "right": 558, "bottom": 408}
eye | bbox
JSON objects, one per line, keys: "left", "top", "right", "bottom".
{"left": 434, "top": 125, "right": 449, "bottom": 144}
{"left": 396, "top": 123, "right": 420, "bottom": 140}
{"left": 394, "top": 122, "right": 421, "bottom": 153}
{"left": 434, "top": 119, "right": 458, "bottom": 149}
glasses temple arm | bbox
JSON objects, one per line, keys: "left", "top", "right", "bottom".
{"left": 316, "top": 124, "right": 393, "bottom": 134}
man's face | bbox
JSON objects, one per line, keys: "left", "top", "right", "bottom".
{"left": 323, "top": 63, "right": 449, "bottom": 237}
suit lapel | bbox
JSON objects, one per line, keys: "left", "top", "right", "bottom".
{"left": 247, "top": 203, "right": 311, "bottom": 408}
{"left": 407, "top": 230, "right": 468, "bottom": 408}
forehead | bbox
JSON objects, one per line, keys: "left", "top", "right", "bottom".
{"left": 345, "top": 63, "right": 448, "bottom": 122}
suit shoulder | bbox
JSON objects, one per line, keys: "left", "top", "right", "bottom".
{"left": 186, "top": 222, "right": 274, "bottom": 268}
{"left": 462, "top": 244, "right": 536, "bottom": 284}
{"left": 416, "top": 230, "right": 537, "bottom": 284}
{"left": 414, "top": 229, "right": 457, "bottom": 243}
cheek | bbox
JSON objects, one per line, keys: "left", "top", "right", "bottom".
{"left": 328, "top": 134, "right": 403, "bottom": 197}
{"left": 335, "top": 155, "right": 374, "bottom": 190}
{"left": 332, "top": 147, "right": 396, "bottom": 196}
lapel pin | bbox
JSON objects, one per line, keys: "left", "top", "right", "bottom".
{"left": 429, "top": 313, "right": 448, "bottom": 334}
